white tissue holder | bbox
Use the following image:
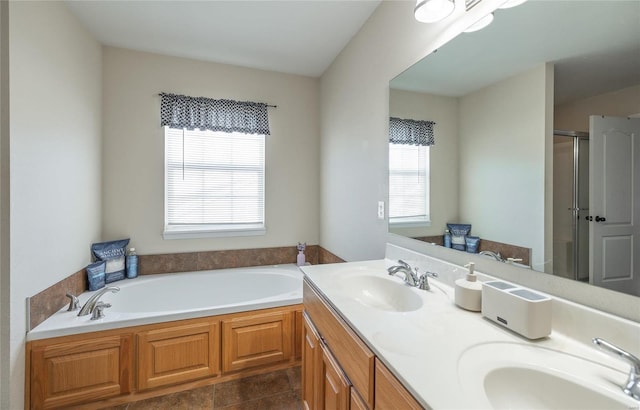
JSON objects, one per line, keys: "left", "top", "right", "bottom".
{"left": 481, "top": 281, "right": 552, "bottom": 339}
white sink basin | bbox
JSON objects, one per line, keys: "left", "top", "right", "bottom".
{"left": 340, "top": 275, "right": 423, "bottom": 312}
{"left": 458, "top": 342, "right": 637, "bottom": 410}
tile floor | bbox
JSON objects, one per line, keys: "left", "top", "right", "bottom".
{"left": 104, "top": 366, "right": 302, "bottom": 410}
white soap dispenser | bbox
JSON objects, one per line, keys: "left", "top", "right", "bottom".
{"left": 454, "top": 262, "right": 482, "bottom": 312}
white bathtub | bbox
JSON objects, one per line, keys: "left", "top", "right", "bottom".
{"left": 27, "top": 264, "right": 303, "bottom": 341}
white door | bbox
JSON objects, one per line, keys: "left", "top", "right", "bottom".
{"left": 589, "top": 115, "right": 640, "bottom": 296}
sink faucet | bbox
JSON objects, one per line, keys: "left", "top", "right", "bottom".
{"left": 387, "top": 260, "right": 419, "bottom": 286}
{"left": 78, "top": 286, "right": 120, "bottom": 317}
{"left": 417, "top": 270, "right": 439, "bottom": 291}
{"left": 479, "top": 250, "right": 504, "bottom": 262}
{"left": 593, "top": 338, "right": 640, "bottom": 400}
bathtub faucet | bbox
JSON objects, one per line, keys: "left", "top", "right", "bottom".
{"left": 78, "top": 286, "right": 120, "bottom": 317}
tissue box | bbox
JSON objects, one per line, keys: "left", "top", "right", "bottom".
{"left": 481, "top": 281, "right": 552, "bottom": 339}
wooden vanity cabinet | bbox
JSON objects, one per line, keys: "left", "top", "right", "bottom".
{"left": 29, "top": 334, "right": 133, "bottom": 409}
{"left": 303, "top": 279, "right": 425, "bottom": 410}
{"left": 303, "top": 280, "right": 375, "bottom": 409}
{"left": 374, "top": 358, "right": 423, "bottom": 410}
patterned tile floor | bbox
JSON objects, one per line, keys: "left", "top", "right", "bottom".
{"left": 104, "top": 367, "right": 302, "bottom": 410}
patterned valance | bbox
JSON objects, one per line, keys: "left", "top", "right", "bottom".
{"left": 389, "top": 117, "right": 435, "bottom": 146}
{"left": 160, "top": 93, "right": 270, "bottom": 135}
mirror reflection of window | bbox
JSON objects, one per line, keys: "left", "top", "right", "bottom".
{"left": 389, "top": 143, "right": 430, "bottom": 226}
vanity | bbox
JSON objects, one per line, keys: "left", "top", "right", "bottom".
{"left": 300, "top": 244, "right": 640, "bottom": 409}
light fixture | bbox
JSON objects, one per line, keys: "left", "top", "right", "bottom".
{"left": 498, "top": 0, "right": 527, "bottom": 9}
{"left": 414, "top": 0, "right": 455, "bottom": 24}
{"left": 463, "top": 12, "right": 494, "bottom": 32}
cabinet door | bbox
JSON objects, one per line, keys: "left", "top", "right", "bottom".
{"left": 374, "top": 358, "right": 423, "bottom": 410}
{"left": 319, "top": 343, "right": 350, "bottom": 410}
{"left": 350, "top": 387, "right": 368, "bottom": 410}
{"left": 302, "top": 313, "right": 321, "bottom": 410}
{"left": 137, "top": 321, "right": 219, "bottom": 391}
{"left": 30, "top": 334, "right": 132, "bottom": 409}
{"left": 222, "top": 309, "right": 293, "bottom": 372}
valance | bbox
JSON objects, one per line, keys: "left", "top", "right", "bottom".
{"left": 160, "top": 92, "right": 270, "bottom": 135}
{"left": 389, "top": 117, "right": 435, "bottom": 146}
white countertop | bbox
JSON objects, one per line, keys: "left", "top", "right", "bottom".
{"left": 301, "top": 259, "right": 638, "bottom": 410}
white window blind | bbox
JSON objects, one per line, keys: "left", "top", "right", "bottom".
{"left": 389, "top": 143, "right": 430, "bottom": 225}
{"left": 164, "top": 127, "right": 265, "bottom": 238}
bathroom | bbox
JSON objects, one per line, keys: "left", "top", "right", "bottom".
{"left": 2, "top": 0, "right": 639, "bottom": 409}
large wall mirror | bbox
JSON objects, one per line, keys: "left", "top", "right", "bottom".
{"left": 389, "top": 1, "right": 639, "bottom": 299}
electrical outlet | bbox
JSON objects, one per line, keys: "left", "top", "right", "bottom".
{"left": 377, "top": 201, "right": 385, "bottom": 219}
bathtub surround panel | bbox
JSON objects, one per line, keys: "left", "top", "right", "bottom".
{"left": 413, "top": 236, "right": 531, "bottom": 267}
{"left": 102, "top": 46, "right": 320, "bottom": 254}
{"left": 317, "top": 246, "right": 345, "bottom": 264}
{"left": 28, "top": 268, "right": 87, "bottom": 331}
{"left": 8, "top": 3, "right": 103, "bottom": 408}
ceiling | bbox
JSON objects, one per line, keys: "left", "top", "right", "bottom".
{"left": 65, "top": 0, "right": 381, "bottom": 77}
{"left": 391, "top": 0, "right": 640, "bottom": 105}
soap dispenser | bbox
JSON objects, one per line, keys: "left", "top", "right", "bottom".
{"left": 454, "top": 262, "right": 482, "bottom": 311}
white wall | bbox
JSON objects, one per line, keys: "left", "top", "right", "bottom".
{"left": 0, "top": 1, "right": 9, "bottom": 407}
{"left": 458, "top": 64, "right": 551, "bottom": 270}
{"left": 102, "top": 47, "right": 320, "bottom": 253}
{"left": 319, "top": 0, "right": 504, "bottom": 262}
{"left": 7, "top": 2, "right": 103, "bottom": 408}
{"left": 555, "top": 84, "right": 640, "bottom": 131}
{"left": 389, "top": 88, "right": 459, "bottom": 238}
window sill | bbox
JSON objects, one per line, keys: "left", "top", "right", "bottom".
{"left": 163, "top": 225, "right": 266, "bottom": 240}
{"left": 389, "top": 218, "right": 431, "bottom": 229}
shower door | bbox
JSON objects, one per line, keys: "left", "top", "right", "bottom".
{"left": 553, "top": 131, "right": 589, "bottom": 281}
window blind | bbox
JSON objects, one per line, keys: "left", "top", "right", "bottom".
{"left": 389, "top": 143, "right": 430, "bottom": 221}
{"left": 165, "top": 127, "right": 265, "bottom": 232}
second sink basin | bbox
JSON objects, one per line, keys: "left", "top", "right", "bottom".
{"left": 457, "top": 342, "right": 637, "bottom": 409}
{"left": 340, "top": 275, "right": 423, "bottom": 312}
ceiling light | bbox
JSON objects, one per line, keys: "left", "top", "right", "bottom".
{"left": 414, "top": 0, "right": 455, "bottom": 24}
{"left": 463, "top": 13, "right": 494, "bottom": 32}
{"left": 498, "top": 0, "right": 527, "bottom": 9}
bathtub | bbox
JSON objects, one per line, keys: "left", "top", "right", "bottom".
{"left": 27, "top": 264, "right": 303, "bottom": 341}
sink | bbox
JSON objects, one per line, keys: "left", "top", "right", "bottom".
{"left": 458, "top": 342, "right": 637, "bottom": 409}
{"left": 340, "top": 275, "right": 423, "bottom": 312}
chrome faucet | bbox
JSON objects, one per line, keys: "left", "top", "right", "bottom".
{"left": 417, "top": 270, "right": 439, "bottom": 291}
{"left": 388, "top": 260, "right": 419, "bottom": 286}
{"left": 593, "top": 338, "right": 640, "bottom": 400}
{"left": 78, "top": 286, "right": 120, "bottom": 317}
{"left": 479, "top": 250, "right": 504, "bottom": 262}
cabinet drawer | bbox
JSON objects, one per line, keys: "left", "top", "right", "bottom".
{"left": 30, "top": 334, "right": 132, "bottom": 409}
{"left": 303, "top": 280, "right": 375, "bottom": 409}
{"left": 222, "top": 310, "right": 293, "bottom": 372}
{"left": 137, "top": 321, "right": 219, "bottom": 390}
{"left": 374, "top": 358, "right": 424, "bottom": 410}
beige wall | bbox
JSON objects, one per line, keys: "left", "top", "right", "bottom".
{"left": 0, "top": 1, "right": 9, "bottom": 407}
{"left": 389, "top": 88, "right": 459, "bottom": 238}
{"left": 555, "top": 84, "right": 640, "bottom": 131}
{"left": 8, "top": 2, "right": 103, "bottom": 407}
{"left": 459, "top": 64, "right": 551, "bottom": 271}
{"left": 319, "top": 0, "right": 504, "bottom": 261}
{"left": 102, "top": 48, "right": 320, "bottom": 254}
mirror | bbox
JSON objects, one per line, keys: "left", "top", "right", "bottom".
{"left": 389, "top": 0, "right": 640, "bottom": 296}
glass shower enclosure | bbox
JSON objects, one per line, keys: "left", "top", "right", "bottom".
{"left": 553, "top": 130, "right": 589, "bottom": 281}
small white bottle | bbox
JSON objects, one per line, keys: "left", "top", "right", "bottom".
{"left": 296, "top": 242, "right": 306, "bottom": 266}
{"left": 454, "top": 262, "right": 482, "bottom": 311}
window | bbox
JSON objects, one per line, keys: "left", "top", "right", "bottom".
{"left": 164, "top": 127, "right": 265, "bottom": 238}
{"left": 389, "top": 143, "right": 430, "bottom": 227}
